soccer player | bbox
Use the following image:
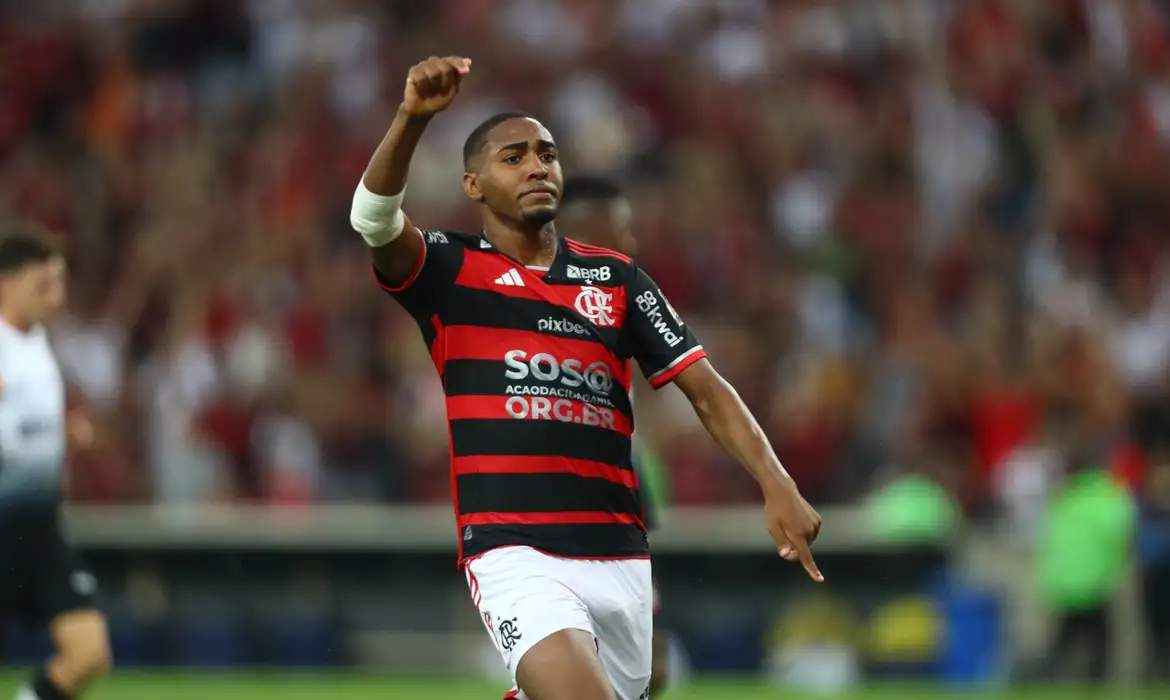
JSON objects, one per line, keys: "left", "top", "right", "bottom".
{"left": 350, "top": 56, "right": 822, "bottom": 700}
{"left": 557, "top": 176, "right": 667, "bottom": 694}
{"left": 0, "top": 231, "right": 112, "bottom": 700}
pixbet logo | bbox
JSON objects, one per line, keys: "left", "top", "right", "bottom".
{"left": 537, "top": 317, "right": 590, "bottom": 337}
{"left": 566, "top": 264, "right": 612, "bottom": 282}
{"left": 575, "top": 286, "right": 615, "bottom": 327}
{"left": 503, "top": 350, "right": 613, "bottom": 395}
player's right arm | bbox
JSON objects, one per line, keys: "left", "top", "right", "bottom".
{"left": 352, "top": 56, "right": 471, "bottom": 287}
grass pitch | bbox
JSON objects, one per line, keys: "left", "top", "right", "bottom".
{"left": 0, "top": 670, "right": 1165, "bottom": 699}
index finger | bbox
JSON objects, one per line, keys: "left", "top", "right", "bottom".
{"left": 442, "top": 56, "right": 472, "bottom": 75}
{"left": 792, "top": 536, "right": 824, "bottom": 583}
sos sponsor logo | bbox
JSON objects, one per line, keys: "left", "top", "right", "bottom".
{"left": 635, "top": 290, "right": 684, "bottom": 347}
{"left": 504, "top": 395, "right": 617, "bottom": 429}
{"left": 503, "top": 350, "right": 613, "bottom": 395}
{"left": 566, "top": 264, "right": 612, "bottom": 282}
{"left": 537, "top": 317, "right": 590, "bottom": 337}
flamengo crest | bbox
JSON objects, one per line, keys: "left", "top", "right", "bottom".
{"left": 574, "top": 286, "right": 615, "bottom": 327}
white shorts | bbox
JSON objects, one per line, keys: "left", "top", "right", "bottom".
{"left": 465, "top": 546, "right": 653, "bottom": 700}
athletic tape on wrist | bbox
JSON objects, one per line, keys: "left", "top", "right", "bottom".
{"left": 351, "top": 179, "right": 406, "bottom": 247}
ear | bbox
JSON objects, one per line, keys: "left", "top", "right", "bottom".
{"left": 462, "top": 172, "right": 484, "bottom": 202}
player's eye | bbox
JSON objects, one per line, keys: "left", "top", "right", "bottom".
{"left": 540, "top": 152, "right": 557, "bottom": 163}
{"left": 504, "top": 154, "right": 521, "bottom": 164}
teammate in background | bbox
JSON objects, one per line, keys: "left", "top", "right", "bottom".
{"left": 350, "top": 56, "right": 822, "bottom": 700}
{"left": 557, "top": 176, "right": 670, "bottom": 694}
{"left": 0, "top": 231, "right": 111, "bottom": 700}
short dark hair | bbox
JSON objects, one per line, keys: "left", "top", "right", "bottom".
{"left": 0, "top": 228, "right": 58, "bottom": 275}
{"left": 561, "top": 176, "right": 624, "bottom": 208}
{"left": 463, "top": 111, "right": 535, "bottom": 170}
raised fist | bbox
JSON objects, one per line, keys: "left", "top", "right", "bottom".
{"left": 403, "top": 55, "right": 472, "bottom": 117}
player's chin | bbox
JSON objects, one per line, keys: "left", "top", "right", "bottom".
{"left": 521, "top": 204, "right": 558, "bottom": 225}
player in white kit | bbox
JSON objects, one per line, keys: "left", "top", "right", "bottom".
{"left": 0, "top": 230, "right": 111, "bottom": 700}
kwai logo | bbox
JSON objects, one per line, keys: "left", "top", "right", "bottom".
{"left": 635, "top": 290, "right": 684, "bottom": 347}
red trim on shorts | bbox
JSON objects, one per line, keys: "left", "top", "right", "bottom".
{"left": 459, "top": 511, "right": 643, "bottom": 527}
{"left": 503, "top": 689, "right": 520, "bottom": 699}
{"left": 466, "top": 567, "right": 482, "bottom": 607}
{"left": 370, "top": 227, "right": 426, "bottom": 292}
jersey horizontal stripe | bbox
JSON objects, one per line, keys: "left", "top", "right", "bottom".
{"left": 444, "top": 325, "right": 622, "bottom": 367}
{"left": 458, "top": 511, "right": 642, "bottom": 526}
{"left": 460, "top": 523, "right": 648, "bottom": 560}
{"left": 445, "top": 284, "right": 626, "bottom": 333}
{"left": 445, "top": 395, "right": 633, "bottom": 436}
{"left": 443, "top": 360, "right": 632, "bottom": 417}
{"left": 456, "top": 473, "right": 642, "bottom": 515}
{"left": 452, "top": 455, "right": 638, "bottom": 488}
{"left": 449, "top": 419, "right": 632, "bottom": 466}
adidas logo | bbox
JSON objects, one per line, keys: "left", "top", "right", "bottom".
{"left": 493, "top": 269, "right": 525, "bottom": 287}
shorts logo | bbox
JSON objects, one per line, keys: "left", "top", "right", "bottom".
{"left": 422, "top": 230, "right": 448, "bottom": 244}
{"left": 575, "top": 286, "right": 615, "bottom": 327}
{"left": 463, "top": 526, "right": 473, "bottom": 541}
{"left": 567, "top": 264, "right": 611, "bottom": 282}
{"left": 498, "top": 617, "right": 522, "bottom": 652}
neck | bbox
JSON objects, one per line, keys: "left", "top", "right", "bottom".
{"left": 0, "top": 308, "right": 31, "bottom": 332}
{"left": 482, "top": 212, "right": 558, "bottom": 267}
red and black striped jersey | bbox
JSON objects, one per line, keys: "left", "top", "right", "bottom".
{"left": 375, "top": 228, "right": 706, "bottom": 564}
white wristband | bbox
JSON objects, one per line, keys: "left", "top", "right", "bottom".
{"left": 350, "top": 179, "right": 406, "bottom": 247}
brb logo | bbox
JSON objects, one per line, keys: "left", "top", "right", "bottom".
{"left": 566, "top": 264, "right": 612, "bottom": 282}
{"left": 575, "top": 286, "right": 615, "bottom": 327}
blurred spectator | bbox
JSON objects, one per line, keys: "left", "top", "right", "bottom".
{"left": 0, "top": 0, "right": 1167, "bottom": 526}
{"left": 1038, "top": 452, "right": 1136, "bottom": 682}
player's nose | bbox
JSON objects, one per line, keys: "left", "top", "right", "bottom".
{"left": 527, "top": 156, "right": 549, "bottom": 178}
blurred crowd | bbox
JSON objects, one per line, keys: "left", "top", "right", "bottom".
{"left": 2, "top": 0, "right": 1170, "bottom": 535}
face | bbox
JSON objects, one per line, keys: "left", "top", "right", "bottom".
{"left": 560, "top": 197, "right": 637, "bottom": 256}
{"left": 0, "top": 256, "right": 66, "bottom": 324}
{"left": 463, "top": 118, "right": 563, "bottom": 227}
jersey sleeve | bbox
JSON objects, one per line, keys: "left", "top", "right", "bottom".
{"left": 372, "top": 228, "right": 463, "bottom": 319}
{"left": 624, "top": 266, "right": 706, "bottom": 389}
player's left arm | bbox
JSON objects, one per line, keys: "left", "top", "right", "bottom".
{"left": 672, "top": 360, "right": 823, "bottom": 582}
{"left": 623, "top": 265, "right": 823, "bottom": 582}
